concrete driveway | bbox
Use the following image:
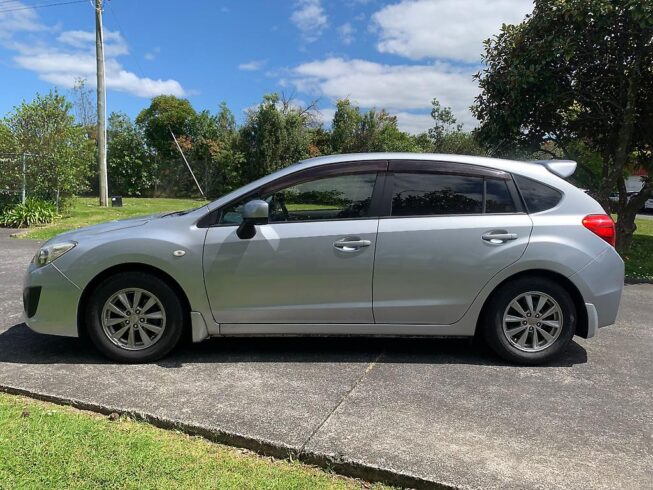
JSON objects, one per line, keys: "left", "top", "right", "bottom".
{"left": 1, "top": 229, "right": 651, "bottom": 489}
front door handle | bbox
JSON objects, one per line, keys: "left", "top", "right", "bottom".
{"left": 482, "top": 232, "right": 518, "bottom": 244}
{"left": 334, "top": 238, "right": 371, "bottom": 251}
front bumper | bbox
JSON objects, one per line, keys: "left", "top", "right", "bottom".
{"left": 23, "top": 262, "right": 81, "bottom": 337}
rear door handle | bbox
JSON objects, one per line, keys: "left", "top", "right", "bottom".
{"left": 334, "top": 239, "right": 371, "bottom": 251}
{"left": 482, "top": 232, "right": 518, "bottom": 244}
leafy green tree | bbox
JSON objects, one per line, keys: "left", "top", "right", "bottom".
{"left": 427, "top": 99, "right": 486, "bottom": 156}
{"left": 107, "top": 112, "right": 154, "bottom": 196}
{"left": 331, "top": 99, "right": 362, "bottom": 153}
{"left": 209, "top": 102, "right": 245, "bottom": 195}
{"left": 4, "top": 90, "right": 93, "bottom": 208}
{"left": 239, "top": 94, "right": 312, "bottom": 181}
{"left": 136, "top": 95, "right": 198, "bottom": 195}
{"left": 185, "top": 104, "right": 245, "bottom": 198}
{"left": 473, "top": 0, "right": 653, "bottom": 252}
{"left": 0, "top": 122, "right": 16, "bottom": 154}
{"left": 330, "top": 99, "right": 427, "bottom": 153}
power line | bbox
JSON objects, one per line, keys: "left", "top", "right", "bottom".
{"left": 0, "top": 0, "right": 87, "bottom": 14}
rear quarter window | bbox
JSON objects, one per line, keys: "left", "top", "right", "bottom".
{"left": 513, "top": 175, "right": 563, "bottom": 213}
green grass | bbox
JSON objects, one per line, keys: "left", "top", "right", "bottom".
{"left": 0, "top": 392, "right": 389, "bottom": 490}
{"left": 623, "top": 217, "right": 653, "bottom": 281}
{"left": 19, "top": 197, "right": 206, "bottom": 240}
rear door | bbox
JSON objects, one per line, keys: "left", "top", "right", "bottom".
{"left": 373, "top": 160, "right": 533, "bottom": 325}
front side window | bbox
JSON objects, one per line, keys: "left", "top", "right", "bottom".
{"left": 391, "top": 173, "right": 484, "bottom": 216}
{"left": 219, "top": 173, "right": 378, "bottom": 225}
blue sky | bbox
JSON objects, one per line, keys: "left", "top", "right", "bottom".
{"left": 0, "top": 0, "right": 533, "bottom": 134}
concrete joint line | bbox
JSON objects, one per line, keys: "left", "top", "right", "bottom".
{"left": 299, "top": 349, "right": 385, "bottom": 454}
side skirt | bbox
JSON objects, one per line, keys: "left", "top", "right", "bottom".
{"left": 217, "top": 322, "right": 475, "bottom": 337}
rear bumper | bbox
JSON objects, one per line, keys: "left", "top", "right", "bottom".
{"left": 23, "top": 262, "right": 81, "bottom": 337}
{"left": 570, "top": 247, "right": 624, "bottom": 334}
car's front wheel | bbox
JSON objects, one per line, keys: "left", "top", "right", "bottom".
{"left": 483, "top": 276, "right": 576, "bottom": 365}
{"left": 86, "top": 272, "right": 185, "bottom": 363}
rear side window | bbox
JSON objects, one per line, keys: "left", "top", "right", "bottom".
{"left": 513, "top": 175, "right": 562, "bottom": 213}
{"left": 391, "top": 173, "right": 483, "bottom": 216}
{"left": 485, "top": 179, "right": 516, "bottom": 213}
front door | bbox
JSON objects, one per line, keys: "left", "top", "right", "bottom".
{"left": 373, "top": 163, "right": 533, "bottom": 325}
{"left": 203, "top": 166, "right": 385, "bottom": 325}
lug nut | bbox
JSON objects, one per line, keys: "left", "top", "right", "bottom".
{"left": 140, "top": 318, "right": 144, "bottom": 322}
{"left": 125, "top": 320, "right": 130, "bottom": 325}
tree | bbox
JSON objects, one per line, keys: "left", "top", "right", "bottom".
{"left": 473, "top": 0, "right": 653, "bottom": 252}
{"left": 330, "top": 98, "right": 428, "bottom": 153}
{"left": 4, "top": 90, "right": 93, "bottom": 207}
{"left": 70, "top": 78, "right": 96, "bottom": 128}
{"left": 136, "top": 95, "right": 198, "bottom": 195}
{"left": 428, "top": 98, "right": 486, "bottom": 155}
{"left": 107, "top": 112, "right": 154, "bottom": 196}
{"left": 239, "top": 93, "right": 313, "bottom": 181}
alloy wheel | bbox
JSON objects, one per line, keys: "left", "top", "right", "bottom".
{"left": 101, "top": 288, "right": 167, "bottom": 351}
{"left": 502, "top": 291, "right": 563, "bottom": 352}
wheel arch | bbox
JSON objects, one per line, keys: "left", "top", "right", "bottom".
{"left": 76, "top": 262, "right": 192, "bottom": 338}
{"left": 476, "top": 269, "right": 589, "bottom": 339}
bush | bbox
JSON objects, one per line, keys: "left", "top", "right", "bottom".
{"left": 0, "top": 198, "right": 58, "bottom": 228}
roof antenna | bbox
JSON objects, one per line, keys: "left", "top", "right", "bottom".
{"left": 169, "top": 127, "right": 206, "bottom": 200}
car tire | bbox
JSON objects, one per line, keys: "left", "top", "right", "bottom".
{"left": 483, "top": 276, "right": 576, "bottom": 365}
{"left": 86, "top": 272, "right": 185, "bottom": 363}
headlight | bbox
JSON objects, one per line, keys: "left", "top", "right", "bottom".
{"left": 33, "top": 241, "right": 76, "bottom": 267}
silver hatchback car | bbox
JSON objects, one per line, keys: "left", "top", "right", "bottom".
{"left": 23, "top": 153, "right": 624, "bottom": 364}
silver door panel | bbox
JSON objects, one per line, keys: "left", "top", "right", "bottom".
{"left": 373, "top": 214, "right": 533, "bottom": 325}
{"left": 203, "top": 220, "right": 378, "bottom": 324}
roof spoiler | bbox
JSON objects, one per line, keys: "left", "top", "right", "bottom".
{"left": 530, "top": 160, "right": 577, "bottom": 178}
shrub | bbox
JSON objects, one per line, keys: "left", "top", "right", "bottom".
{"left": 0, "top": 198, "right": 58, "bottom": 228}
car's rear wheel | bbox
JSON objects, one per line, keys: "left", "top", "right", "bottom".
{"left": 86, "top": 272, "right": 185, "bottom": 363}
{"left": 483, "top": 276, "right": 576, "bottom": 365}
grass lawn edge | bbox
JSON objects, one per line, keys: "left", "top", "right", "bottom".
{"left": 0, "top": 386, "right": 441, "bottom": 490}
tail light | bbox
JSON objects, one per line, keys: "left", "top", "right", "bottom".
{"left": 582, "top": 214, "right": 615, "bottom": 247}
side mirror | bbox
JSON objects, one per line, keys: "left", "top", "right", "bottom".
{"left": 237, "top": 199, "right": 269, "bottom": 239}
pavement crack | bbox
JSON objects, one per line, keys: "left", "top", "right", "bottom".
{"left": 299, "top": 349, "right": 385, "bottom": 454}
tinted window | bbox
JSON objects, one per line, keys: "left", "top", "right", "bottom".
{"left": 485, "top": 179, "right": 516, "bottom": 213}
{"left": 514, "top": 175, "right": 562, "bottom": 213}
{"left": 391, "top": 173, "right": 483, "bottom": 216}
{"left": 219, "top": 173, "right": 377, "bottom": 224}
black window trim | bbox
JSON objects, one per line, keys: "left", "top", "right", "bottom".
{"left": 388, "top": 159, "right": 511, "bottom": 180}
{"left": 200, "top": 160, "right": 389, "bottom": 228}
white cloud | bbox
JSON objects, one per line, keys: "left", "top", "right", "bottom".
{"left": 0, "top": 2, "right": 187, "bottom": 98}
{"left": 338, "top": 22, "right": 355, "bottom": 45}
{"left": 144, "top": 47, "right": 160, "bottom": 61}
{"left": 238, "top": 60, "right": 266, "bottom": 71}
{"left": 291, "top": 57, "right": 478, "bottom": 127}
{"left": 372, "top": 0, "right": 532, "bottom": 62}
{"left": 392, "top": 111, "right": 433, "bottom": 134}
{"left": 0, "top": 4, "right": 45, "bottom": 40}
{"left": 291, "top": 0, "right": 328, "bottom": 42}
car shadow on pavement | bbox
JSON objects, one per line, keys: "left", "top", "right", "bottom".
{"left": 0, "top": 322, "right": 588, "bottom": 368}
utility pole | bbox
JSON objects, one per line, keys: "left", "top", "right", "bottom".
{"left": 95, "top": 0, "right": 108, "bottom": 206}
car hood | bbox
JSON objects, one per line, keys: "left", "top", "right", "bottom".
{"left": 45, "top": 214, "right": 162, "bottom": 244}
